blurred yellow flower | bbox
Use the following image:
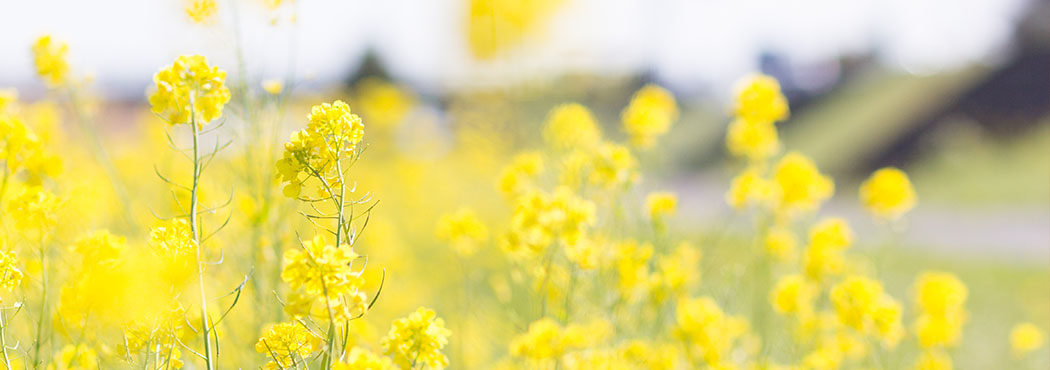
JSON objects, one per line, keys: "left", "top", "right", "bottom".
{"left": 335, "top": 347, "right": 395, "bottom": 370}
{"left": 466, "top": 0, "right": 565, "bottom": 60}
{"left": 913, "top": 272, "right": 968, "bottom": 317}
{"left": 675, "top": 296, "right": 748, "bottom": 365}
{"left": 148, "top": 55, "right": 230, "bottom": 126}
{"left": 355, "top": 78, "right": 416, "bottom": 128}
{"left": 435, "top": 207, "right": 489, "bottom": 256}
{"left": 733, "top": 74, "right": 789, "bottom": 123}
{"left": 770, "top": 274, "right": 816, "bottom": 315}
{"left": 261, "top": 79, "right": 284, "bottom": 95}
{"left": 622, "top": 84, "right": 678, "bottom": 149}
{"left": 764, "top": 226, "right": 797, "bottom": 261}
{"left": 913, "top": 349, "right": 952, "bottom": 370}
{"left": 543, "top": 103, "right": 602, "bottom": 150}
{"left": 727, "top": 118, "right": 780, "bottom": 161}
{"left": 773, "top": 152, "right": 833, "bottom": 214}
{"left": 381, "top": 307, "right": 452, "bottom": 369}
{"left": 726, "top": 167, "right": 776, "bottom": 210}
{"left": 47, "top": 344, "right": 98, "bottom": 370}
{"left": 860, "top": 167, "right": 917, "bottom": 220}
{"left": 255, "top": 321, "right": 321, "bottom": 370}
{"left": 1010, "top": 322, "right": 1043, "bottom": 356}
{"left": 186, "top": 0, "right": 218, "bottom": 24}
{"left": 31, "top": 35, "right": 70, "bottom": 87}
{"left": 646, "top": 191, "right": 677, "bottom": 220}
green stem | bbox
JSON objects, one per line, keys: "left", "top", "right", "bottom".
{"left": 190, "top": 113, "right": 215, "bottom": 370}
{"left": 0, "top": 308, "right": 12, "bottom": 370}
{"left": 32, "top": 239, "right": 48, "bottom": 367}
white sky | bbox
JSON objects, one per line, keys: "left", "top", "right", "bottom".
{"left": 0, "top": 0, "right": 1031, "bottom": 99}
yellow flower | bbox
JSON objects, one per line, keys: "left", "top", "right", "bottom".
{"left": 809, "top": 218, "right": 853, "bottom": 251}
{"left": 148, "top": 55, "right": 231, "bottom": 126}
{"left": 764, "top": 226, "right": 797, "bottom": 261}
{"left": 255, "top": 321, "right": 322, "bottom": 370}
{"left": 771, "top": 274, "right": 816, "bottom": 315}
{"left": 32, "top": 35, "right": 70, "bottom": 87}
{"left": 0, "top": 248, "right": 23, "bottom": 292}
{"left": 381, "top": 307, "right": 452, "bottom": 369}
{"left": 726, "top": 118, "right": 780, "bottom": 161}
{"left": 275, "top": 100, "right": 365, "bottom": 198}
{"left": 543, "top": 103, "right": 602, "bottom": 150}
{"left": 466, "top": 0, "right": 565, "bottom": 60}
{"left": 262, "top": 79, "right": 284, "bottom": 95}
{"left": 281, "top": 234, "right": 366, "bottom": 320}
{"left": 6, "top": 186, "right": 58, "bottom": 232}
{"left": 622, "top": 84, "right": 678, "bottom": 148}
{"left": 186, "top": 0, "right": 218, "bottom": 23}
{"left": 588, "top": 142, "right": 639, "bottom": 189}
{"left": 563, "top": 232, "right": 600, "bottom": 270}
{"left": 509, "top": 318, "right": 609, "bottom": 361}
{"left": 355, "top": 78, "right": 416, "bottom": 128}
{"left": 733, "top": 74, "right": 789, "bottom": 123}
{"left": 675, "top": 296, "right": 748, "bottom": 365}
{"left": 0, "top": 89, "right": 18, "bottom": 114}
{"left": 726, "top": 167, "right": 776, "bottom": 210}
{"left": 497, "top": 151, "right": 544, "bottom": 196}
{"left": 859, "top": 167, "right": 916, "bottom": 220}
{"left": 830, "top": 275, "right": 902, "bottom": 341}
{"left": 614, "top": 240, "right": 654, "bottom": 296}
{"left": 1010, "top": 322, "right": 1043, "bottom": 357}
{"left": 335, "top": 347, "right": 396, "bottom": 370}
{"left": 913, "top": 272, "right": 968, "bottom": 317}
{"left": 47, "top": 344, "right": 98, "bottom": 370}
{"left": 435, "top": 208, "right": 489, "bottom": 256}
{"left": 646, "top": 191, "right": 677, "bottom": 220}
{"left": 915, "top": 313, "right": 965, "bottom": 349}
{"left": 773, "top": 152, "right": 833, "bottom": 214}
{"left": 913, "top": 349, "right": 952, "bottom": 370}
{"left": 505, "top": 187, "right": 595, "bottom": 254}
{"left": 72, "top": 229, "right": 125, "bottom": 268}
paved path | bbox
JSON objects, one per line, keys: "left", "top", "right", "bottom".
{"left": 668, "top": 174, "right": 1049, "bottom": 260}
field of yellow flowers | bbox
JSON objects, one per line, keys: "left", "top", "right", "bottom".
{"left": 0, "top": 3, "right": 1047, "bottom": 370}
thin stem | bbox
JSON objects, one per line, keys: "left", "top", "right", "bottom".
{"left": 0, "top": 308, "right": 12, "bottom": 370}
{"left": 190, "top": 112, "right": 215, "bottom": 370}
{"left": 32, "top": 239, "right": 48, "bottom": 367}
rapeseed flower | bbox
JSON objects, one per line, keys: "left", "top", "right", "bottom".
{"left": 622, "top": 84, "right": 678, "bottom": 148}
{"left": 31, "top": 35, "right": 70, "bottom": 87}
{"left": 148, "top": 55, "right": 230, "bottom": 126}
{"left": 733, "top": 74, "right": 789, "bottom": 124}
{"left": 381, "top": 307, "right": 452, "bottom": 369}
{"left": 1010, "top": 322, "right": 1043, "bottom": 357}
{"left": 255, "top": 321, "right": 321, "bottom": 370}
{"left": 860, "top": 167, "right": 917, "bottom": 220}
{"left": 543, "top": 103, "right": 601, "bottom": 150}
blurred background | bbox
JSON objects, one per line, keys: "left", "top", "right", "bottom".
{"left": 2, "top": 0, "right": 1046, "bottom": 257}
{"left": 0, "top": 0, "right": 1047, "bottom": 366}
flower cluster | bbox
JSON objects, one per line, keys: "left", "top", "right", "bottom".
{"left": 621, "top": 84, "right": 679, "bottom": 148}
{"left": 31, "top": 35, "right": 70, "bottom": 87}
{"left": 509, "top": 318, "right": 611, "bottom": 363}
{"left": 911, "top": 271, "right": 969, "bottom": 368}
{"left": 674, "top": 296, "right": 749, "bottom": 366}
{"left": 503, "top": 187, "right": 595, "bottom": 255}
{"left": 381, "top": 307, "right": 452, "bottom": 369}
{"left": 281, "top": 234, "right": 367, "bottom": 321}
{"left": 276, "top": 100, "right": 365, "bottom": 198}
{"left": 726, "top": 74, "right": 788, "bottom": 161}
{"left": 435, "top": 208, "right": 489, "bottom": 257}
{"left": 148, "top": 55, "right": 230, "bottom": 126}
{"left": 860, "top": 167, "right": 917, "bottom": 220}
{"left": 255, "top": 322, "right": 322, "bottom": 370}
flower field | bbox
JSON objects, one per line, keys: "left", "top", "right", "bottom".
{"left": 0, "top": 1, "right": 1046, "bottom": 369}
